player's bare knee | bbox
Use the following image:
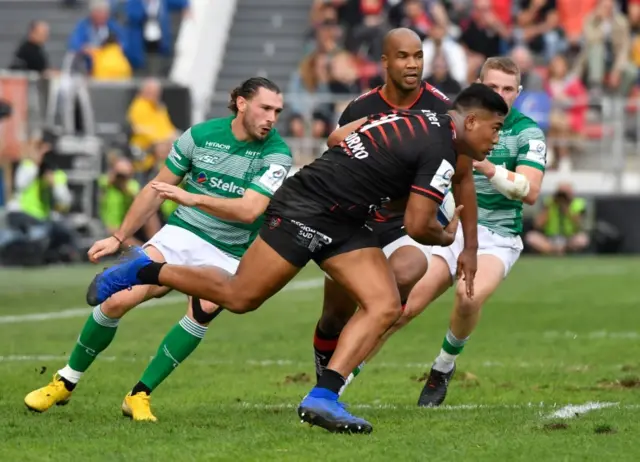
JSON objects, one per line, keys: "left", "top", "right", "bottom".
{"left": 454, "top": 284, "right": 481, "bottom": 316}
{"left": 225, "top": 296, "right": 260, "bottom": 314}
{"left": 367, "top": 296, "right": 403, "bottom": 327}
{"left": 389, "top": 247, "right": 428, "bottom": 296}
{"left": 100, "top": 297, "right": 132, "bottom": 319}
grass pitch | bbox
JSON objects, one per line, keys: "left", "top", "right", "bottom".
{"left": 0, "top": 257, "right": 638, "bottom": 461}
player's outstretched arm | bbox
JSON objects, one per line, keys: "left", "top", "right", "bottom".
{"left": 327, "top": 116, "right": 368, "bottom": 147}
{"left": 473, "top": 160, "right": 543, "bottom": 205}
{"left": 404, "top": 192, "right": 460, "bottom": 246}
{"left": 152, "top": 182, "right": 271, "bottom": 224}
{"left": 88, "top": 166, "right": 183, "bottom": 262}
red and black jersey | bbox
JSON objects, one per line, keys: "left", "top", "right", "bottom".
{"left": 271, "top": 109, "right": 457, "bottom": 227}
{"left": 336, "top": 82, "right": 451, "bottom": 232}
{"left": 337, "top": 82, "right": 451, "bottom": 128}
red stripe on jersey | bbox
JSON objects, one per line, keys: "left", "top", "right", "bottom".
{"left": 363, "top": 130, "right": 375, "bottom": 143}
{"left": 390, "top": 120, "right": 401, "bottom": 138}
{"left": 402, "top": 116, "right": 415, "bottom": 137}
{"left": 339, "top": 140, "right": 354, "bottom": 157}
{"left": 376, "top": 124, "right": 390, "bottom": 147}
{"left": 423, "top": 82, "right": 451, "bottom": 103}
{"left": 353, "top": 87, "right": 378, "bottom": 102}
{"left": 411, "top": 185, "right": 444, "bottom": 201}
{"left": 416, "top": 115, "right": 429, "bottom": 133}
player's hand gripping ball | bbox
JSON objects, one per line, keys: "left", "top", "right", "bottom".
{"left": 437, "top": 189, "right": 456, "bottom": 227}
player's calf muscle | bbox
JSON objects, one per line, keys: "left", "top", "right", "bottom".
{"left": 388, "top": 247, "right": 428, "bottom": 299}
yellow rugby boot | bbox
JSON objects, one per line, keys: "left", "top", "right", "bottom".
{"left": 24, "top": 374, "right": 72, "bottom": 412}
{"left": 122, "top": 392, "right": 157, "bottom": 422}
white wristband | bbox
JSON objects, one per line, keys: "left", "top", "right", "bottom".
{"left": 489, "top": 165, "right": 530, "bottom": 200}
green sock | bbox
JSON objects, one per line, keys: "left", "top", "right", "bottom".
{"left": 64, "top": 306, "right": 119, "bottom": 380}
{"left": 433, "top": 329, "right": 468, "bottom": 373}
{"left": 138, "top": 316, "right": 207, "bottom": 391}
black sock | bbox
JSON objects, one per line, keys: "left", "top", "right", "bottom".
{"left": 313, "top": 324, "right": 341, "bottom": 381}
{"left": 131, "top": 381, "right": 152, "bottom": 395}
{"left": 317, "top": 368, "right": 346, "bottom": 395}
{"left": 59, "top": 376, "right": 76, "bottom": 392}
{"left": 137, "top": 262, "right": 165, "bottom": 285}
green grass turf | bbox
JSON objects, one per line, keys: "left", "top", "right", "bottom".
{"left": 0, "top": 257, "right": 638, "bottom": 461}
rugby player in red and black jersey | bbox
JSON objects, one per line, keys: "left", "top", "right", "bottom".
{"left": 86, "top": 84, "right": 507, "bottom": 434}
{"left": 312, "top": 28, "right": 481, "bottom": 384}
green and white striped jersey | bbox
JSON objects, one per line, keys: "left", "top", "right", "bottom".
{"left": 475, "top": 108, "right": 546, "bottom": 236}
{"left": 164, "top": 116, "right": 292, "bottom": 258}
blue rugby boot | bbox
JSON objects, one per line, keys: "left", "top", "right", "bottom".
{"left": 86, "top": 247, "right": 153, "bottom": 306}
{"left": 298, "top": 388, "right": 373, "bottom": 434}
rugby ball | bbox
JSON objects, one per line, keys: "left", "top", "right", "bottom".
{"left": 437, "top": 190, "right": 456, "bottom": 227}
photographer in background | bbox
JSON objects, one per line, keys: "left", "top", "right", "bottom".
{"left": 6, "top": 135, "right": 80, "bottom": 263}
{"left": 525, "top": 183, "right": 590, "bottom": 255}
{"left": 98, "top": 156, "right": 160, "bottom": 246}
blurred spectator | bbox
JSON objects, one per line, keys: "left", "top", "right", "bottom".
{"left": 425, "top": 53, "right": 462, "bottom": 95}
{"left": 9, "top": 21, "right": 51, "bottom": 75}
{"left": 393, "top": 0, "right": 449, "bottom": 41}
{"left": 328, "top": 50, "right": 362, "bottom": 95}
{"left": 513, "top": 0, "right": 562, "bottom": 60}
{"left": 556, "top": 0, "right": 597, "bottom": 50}
{"left": 574, "top": 0, "right": 638, "bottom": 96}
{"left": 68, "top": 0, "right": 127, "bottom": 71}
{"left": 545, "top": 54, "right": 588, "bottom": 172}
{"left": 98, "top": 157, "right": 142, "bottom": 245}
{"left": 127, "top": 78, "right": 179, "bottom": 154}
{"left": 525, "top": 183, "right": 590, "bottom": 255}
{"left": 345, "top": 3, "right": 389, "bottom": 60}
{"left": 629, "top": 0, "right": 640, "bottom": 31}
{"left": 89, "top": 32, "right": 132, "bottom": 80}
{"left": 510, "top": 45, "right": 544, "bottom": 91}
{"left": 309, "top": 0, "right": 339, "bottom": 31}
{"left": 6, "top": 137, "right": 80, "bottom": 263}
{"left": 123, "top": 0, "right": 190, "bottom": 75}
{"left": 460, "top": 0, "right": 512, "bottom": 82}
{"left": 421, "top": 22, "right": 467, "bottom": 86}
{"left": 288, "top": 51, "right": 331, "bottom": 117}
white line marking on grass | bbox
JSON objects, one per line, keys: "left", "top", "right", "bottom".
{"left": 237, "top": 402, "right": 640, "bottom": 413}
{"left": 546, "top": 402, "right": 619, "bottom": 419}
{"left": 544, "top": 331, "right": 640, "bottom": 340}
{"left": 0, "top": 355, "right": 627, "bottom": 374}
{"left": 0, "top": 278, "right": 324, "bottom": 325}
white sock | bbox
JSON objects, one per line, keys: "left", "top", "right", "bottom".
{"left": 338, "top": 361, "right": 366, "bottom": 397}
{"left": 58, "top": 365, "right": 83, "bottom": 384}
{"left": 432, "top": 349, "right": 457, "bottom": 373}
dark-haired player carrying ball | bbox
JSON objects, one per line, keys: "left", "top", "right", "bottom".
{"left": 86, "top": 84, "right": 508, "bottom": 434}
{"left": 312, "top": 27, "right": 480, "bottom": 383}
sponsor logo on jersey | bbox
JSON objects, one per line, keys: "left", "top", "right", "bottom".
{"left": 526, "top": 139, "right": 547, "bottom": 165}
{"left": 209, "top": 177, "right": 245, "bottom": 195}
{"left": 196, "top": 172, "right": 207, "bottom": 183}
{"left": 204, "top": 141, "right": 230, "bottom": 151}
{"left": 343, "top": 132, "right": 369, "bottom": 159}
{"left": 245, "top": 150, "right": 261, "bottom": 157}
{"left": 430, "top": 159, "right": 455, "bottom": 194}
{"left": 421, "top": 110, "right": 441, "bottom": 127}
{"left": 199, "top": 155, "right": 220, "bottom": 165}
{"left": 258, "top": 164, "right": 288, "bottom": 194}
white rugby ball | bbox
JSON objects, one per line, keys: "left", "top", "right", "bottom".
{"left": 437, "top": 190, "right": 456, "bottom": 227}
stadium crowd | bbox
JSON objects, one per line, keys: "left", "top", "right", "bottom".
{"left": 1, "top": 0, "right": 622, "bottom": 265}
{"left": 287, "top": 0, "right": 640, "bottom": 171}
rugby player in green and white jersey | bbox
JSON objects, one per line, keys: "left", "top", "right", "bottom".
{"left": 339, "top": 57, "right": 546, "bottom": 405}
{"left": 24, "top": 77, "right": 292, "bottom": 421}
